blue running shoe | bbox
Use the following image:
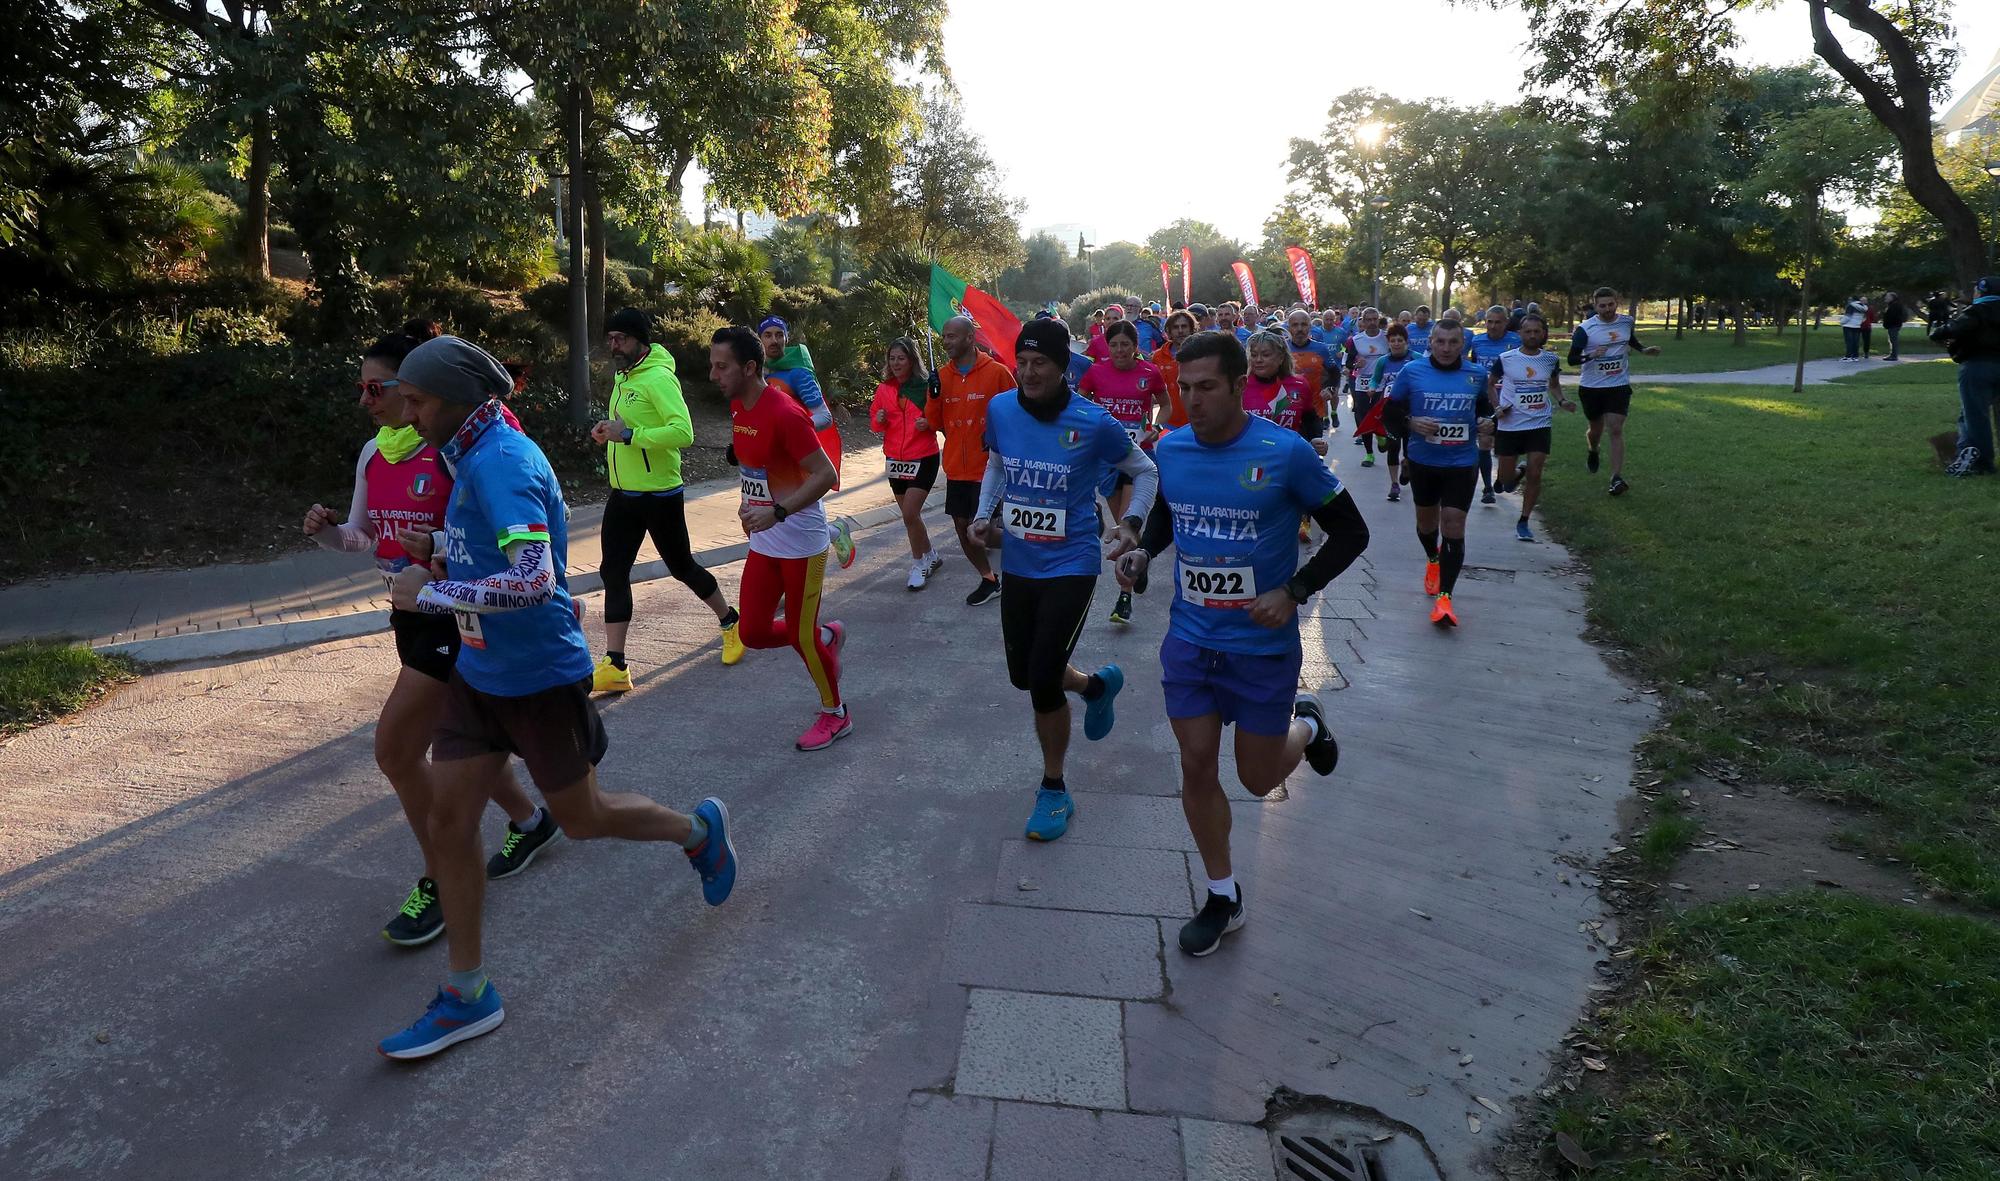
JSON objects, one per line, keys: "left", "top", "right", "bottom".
{"left": 378, "top": 983, "right": 504, "bottom": 1060}
{"left": 1083, "top": 664, "right": 1123, "bottom": 741}
{"left": 1025, "top": 787, "right": 1075, "bottom": 841}
{"left": 685, "top": 796, "right": 737, "bottom": 906}
{"left": 1516, "top": 520, "right": 1536, "bottom": 543}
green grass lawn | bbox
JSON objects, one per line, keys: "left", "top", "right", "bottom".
{"left": 1556, "top": 894, "right": 2000, "bottom": 1180}
{"left": 0, "top": 641, "right": 134, "bottom": 734}
{"left": 1618, "top": 321, "right": 1942, "bottom": 374}
{"left": 1541, "top": 364, "right": 1995, "bottom": 904}
{"left": 1536, "top": 362, "right": 1999, "bottom": 1178}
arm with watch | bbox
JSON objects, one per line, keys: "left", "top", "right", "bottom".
{"left": 739, "top": 447, "right": 838, "bottom": 535}
{"left": 1120, "top": 487, "right": 1369, "bottom": 626}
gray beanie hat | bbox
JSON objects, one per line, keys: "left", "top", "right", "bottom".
{"left": 399, "top": 335, "right": 514, "bottom": 405}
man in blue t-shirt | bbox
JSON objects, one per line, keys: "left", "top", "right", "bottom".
{"left": 972, "top": 318, "right": 1158, "bottom": 843}
{"left": 1384, "top": 319, "right": 1494, "bottom": 628}
{"left": 381, "top": 335, "right": 738, "bottom": 1061}
{"left": 1116, "top": 330, "right": 1368, "bottom": 957}
{"left": 1466, "top": 306, "right": 1524, "bottom": 504}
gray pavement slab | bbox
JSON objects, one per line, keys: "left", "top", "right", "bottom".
{"left": 897, "top": 1093, "right": 996, "bottom": 1181}
{"left": 990, "top": 840, "right": 1196, "bottom": 918}
{"left": 987, "top": 1101, "right": 1183, "bottom": 1181}
{"left": 941, "top": 904, "right": 1165, "bottom": 1001}
{"left": 1180, "top": 1118, "right": 1278, "bottom": 1181}
{"left": 954, "top": 990, "right": 1127, "bottom": 1109}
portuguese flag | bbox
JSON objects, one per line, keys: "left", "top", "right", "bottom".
{"left": 929, "top": 265, "right": 1021, "bottom": 370}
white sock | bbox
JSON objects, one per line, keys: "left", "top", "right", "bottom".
{"left": 1207, "top": 876, "right": 1237, "bottom": 901}
{"left": 1297, "top": 714, "right": 1321, "bottom": 743}
{"left": 510, "top": 807, "right": 544, "bottom": 833}
{"left": 819, "top": 625, "right": 834, "bottom": 647}
{"left": 822, "top": 704, "right": 846, "bottom": 716}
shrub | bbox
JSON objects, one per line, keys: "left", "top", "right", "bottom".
{"left": 1062, "top": 285, "right": 1145, "bottom": 331}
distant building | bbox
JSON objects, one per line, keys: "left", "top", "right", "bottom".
{"left": 1942, "top": 47, "right": 2000, "bottom": 141}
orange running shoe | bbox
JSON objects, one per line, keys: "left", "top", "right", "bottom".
{"left": 1423, "top": 560, "right": 1441, "bottom": 596}
{"left": 1430, "top": 593, "right": 1458, "bottom": 628}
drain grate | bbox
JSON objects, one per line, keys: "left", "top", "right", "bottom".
{"left": 1277, "top": 1134, "right": 1379, "bottom": 1180}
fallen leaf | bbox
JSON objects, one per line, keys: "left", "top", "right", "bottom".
{"left": 1407, "top": 1085, "right": 1430, "bottom": 1097}
{"left": 1747, "top": 883, "right": 1761, "bottom": 891}
{"left": 1554, "top": 1129, "right": 1596, "bottom": 1170}
{"left": 1476, "top": 1095, "right": 1504, "bottom": 1115}
{"left": 1607, "top": 845, "right": 1627, "bottom": 854}
{"left": 1581, "top": 1057, "right": 1608, "bottom": 1072}
{"left": 1409, "top": 908, "right": 1433, "bottom": 921}
{"left": 1016, "top": 878, "right": 1038, "bottom": 892}
{"left": 1459, "top": 1053, "right": 1475, "bottom": 1066}
{"left": 1669, "top": 882, "right": 1691, "bottom": 892}
{"left": 1468, "top": 1114, "right": 1482, "bottom": 1134}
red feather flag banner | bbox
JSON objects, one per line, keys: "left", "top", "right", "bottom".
{"left": 1231, "top": 260, "right": 1259, "bottom": 307}
{"left": 1285, "top": 246, "right": 1317, "bottom": 308}
{"left": 1159, "top": 260, "right": 1172, "bottom": 307}
{"left": 1180, "top": 247, "right": 1192, "bottom": 304}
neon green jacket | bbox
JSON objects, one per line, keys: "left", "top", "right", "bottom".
{"left": 607, "top": 344, "right": 694, "bottom": 492}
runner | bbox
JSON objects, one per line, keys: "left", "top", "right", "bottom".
{"left": 1406, "top": 305, "right": 1434, "bottom": 355}
{"left": 1285, "top": 309, "right": 1340, "bottom": 443}
{"left": 760, "top": 316, "right": 858, "bottom": 563}
{"left": 304, "top": 331, "right": 560, "bottom": 947}
{"left": 1382, "top": 318, "right": 1495, "bottom": 627}
{"left": 1135, "top": 303, "right": 1167, "bottom": 355}
{"left": 1465, "top": 306, "right": 1523, "bottom": 505}
{"left": 1488, "top": 311, "right": 1573, "bottom": 542}
{"left": 1153, "top": 309, "right": 1197, "bottom": 430}
{"left": 1343, "top": 308, "right": 1391, "bottom": 447}
{"left": 380, "top": 335, "right": 736, "bottom": 1059}
{"left": 589, "top": 307, "right": 743, "bottom": 692}
{"left": 1113, "top": 330, "right": 1367, "bottom": 955}
{"left": 716, "top": 326, "right": 852, "bottom": 750}
{"left": 1566, "top": 286, "right": 1659, "bottom": 495}
{"left": 1079, "top": 319, "right": 1171, "bottom": 625}
{"left": 1367, "top": 322, "right": 1418, "bottom": 501}
{"left": 1214, "top": 302, "right": 1242, "bottom": 339}
{"left": 926, "top": 315, "right": 1012, "bottom": 605}
{"left": 1244, "top": 331, "right": 1328, "bottom": 453}
{"left": 1084, "top": 304, "right": 1123, "bottom": 362}
{"left": 870, "top": 337, "right": 944, "bottom": 590}
{"left": 970, "top": 318, "right": 1159, "bottom": 841}
{"left": 1237, "top": 304, "right": 1259, "bottom": 342}
{"left": 1192, "top": 303, "right": 1216, "bottom": 332}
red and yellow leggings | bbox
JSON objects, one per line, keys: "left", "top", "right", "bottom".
{"left": 738, "top": 549, "right": 841, "bottom": 709}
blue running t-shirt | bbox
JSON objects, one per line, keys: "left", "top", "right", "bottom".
{"left": 982, "top": 389, "right": 1134, "bottom": 580}
{"left": 1466, "top": 329, "right": 1522, "bottom": 367}
{"left": 441, "top": 420, "right": 593, "bottom": 695}
{"left": 1388, "top": 356, "right": 1488, "bottom": 469}
{"left": 1154, "top": 415, "right": 1343, "bottom": 656}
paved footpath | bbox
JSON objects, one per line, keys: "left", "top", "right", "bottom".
{"left": 0, "top": 442, "right": 1651, "bottom": 1180}
{"left": 1640, "top": 354, "right": 1946, "bottom": 386}
{"left": 0, "top": 450, "right": 900, "bottom": 661}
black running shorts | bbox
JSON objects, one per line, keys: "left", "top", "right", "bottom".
{"left": 1494, "top": 426, "right": 1553, "bottom": 457}
{"left": 944, "top": 479, "right": 983, "bottom": 520}
{"left": 391, "top": 610, "right": 460, "bottom": 684}
{"left": 433, "top": 671, "right": 608, "bottom": 792}
{"left": 1406, "top": 462, "right": 1478, "bottom": 511}
{"left": 887, "top": 453, "right": 941, "bottom": 497}
{"left": 1580, "top": 386, "right": 1632, "bottom": 420}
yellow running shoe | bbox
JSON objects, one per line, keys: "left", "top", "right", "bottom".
{"left": 591, "top": 655, "right": 633, "bottom": 693}
{"left": 720, "top": 619, "right": 745, "bottom": 666}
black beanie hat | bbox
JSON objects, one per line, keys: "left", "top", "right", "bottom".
{"left": 606, "top": 307, "right": 651, "bottom": 343}
{"left": 1015, "top": 319, "right": 1072, "bottom": 368}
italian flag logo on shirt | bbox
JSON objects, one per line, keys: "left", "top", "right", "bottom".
{"left": 1059, "top": 428, "right": 1085, "bottom": 449}
{"left": 1239, "top": 463, "right": 1271, "bottom": 490}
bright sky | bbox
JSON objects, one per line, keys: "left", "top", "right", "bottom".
{"left": 944, "top": 0, "right": 2000, "bottom": 247}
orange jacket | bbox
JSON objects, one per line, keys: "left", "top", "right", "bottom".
{"left": 924, "top": 351, "right": 1014, "bottom": 482}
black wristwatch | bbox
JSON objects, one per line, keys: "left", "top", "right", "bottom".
{"left": 1121, "top": 515, "right": 1144, "bottom": 533}
{"left": 1284, "top": 575, "right": 1312, "bottom": 604}
{"left": 772, "top": 503, "right": 789, "bottom": 522}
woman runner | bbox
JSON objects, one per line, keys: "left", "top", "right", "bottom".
{"left": 870, "top": 338, "right": 945, "bottom": 591}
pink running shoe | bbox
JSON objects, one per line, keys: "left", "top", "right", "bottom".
{"left": 796, "top": 709, "right": 853, "bottom": 751}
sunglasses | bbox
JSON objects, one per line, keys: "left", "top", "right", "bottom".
{"left": 357, "top": 378, "right": 402, "bottom": 398}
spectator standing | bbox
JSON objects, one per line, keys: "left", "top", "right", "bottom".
{"left": 1838, "top": 295, "right": 1867, "bottom": 361}
{"left": 1881, "top": 292, "right": 1910, "bottom": 362}
{"left": 1929, "top": 276, "right": 2000, "bottom": 477}
{"left": 1861, "top": 300, "right": 1878, "bottom": 358}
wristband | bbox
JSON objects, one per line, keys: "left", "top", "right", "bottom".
{"left": 772, "top": 503, "right": 789, "bottom": 522}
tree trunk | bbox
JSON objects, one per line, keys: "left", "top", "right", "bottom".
{"left": 1793, "top": 187, "right": 1817, "bottom": 394}
{"left": 1808, "top": 0, "right": 1987, "bottom": 291}
{"left": 273, "top": 94, "right": 369, "bottom": 340}
{"left": 1674, "top": 295, "right": 1685, "bottom": 340}
{"left": 563, "top": 80, "right": 590, "bottom": 426}
{"left": 1438, "top": 248, "right": 1455, "bottom": 310}
{"left": 1732, "top": 299, "right": 1748, "bottom": 346}
{"left": 240, "top": 107, "right": 272, "bottom": 280}
{"left": 586, "top": 175, "right": 607, "bottom": 339}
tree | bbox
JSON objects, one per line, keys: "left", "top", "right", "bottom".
{"left": 1483, "top": 0, "right": 1988, "bottom": 290}
{"left": 1287, "top": 92, "right": 1532, "bottom": 308}
{"left": 856, "top": 90, "right": 1022, "bottom": 280}
{"left": 995, "top": 231, "right": 1070, "bottom": 305}
{"left": 1143, "top": 219, "right": 1245, "bottom": 305}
